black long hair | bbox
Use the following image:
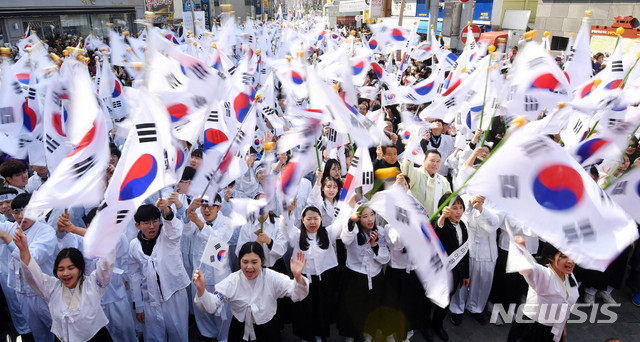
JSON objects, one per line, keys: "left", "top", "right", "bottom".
{"left": 54, "top": 248, "right": 86, "bottom": 288}
{"left": 299, "top": 206, "right": 330, "bottom": 251}
{"left": 320, "top": 176, "right": 343, "bottom": 204}
{"left": 355, "top": 206, "right": 378, "bottom": 246}
{"left": 322, "top": 158, "right": 341, "bottom": 182}
{"left": 238, "top": 242, "right": 266, "bottom": 268}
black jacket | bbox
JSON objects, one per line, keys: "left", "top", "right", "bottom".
{"left": 432, "top": 217, "right": 470, "bottom": 290}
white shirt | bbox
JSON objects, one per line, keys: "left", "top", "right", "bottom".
{"left": 307, "top": 184, "right": 337, "bottom": 227}
{"left": 25, "top": 174, "right": 47, "bottom": 193}
{"left": 194, "top": 268, "right": 309, "bottom": 340}
{"left": 1, "top": 221, "right": 57, "bottom": 295}
{"left": 235, "top": 216, "right": 286, "bottom": 268}
{"left": 128, "top": 214, "right": 191, "bottom": 313}
{"left": 279, "top": 213, "right": 341, "bottom": 277}
{"left": 21, "top": 248, "right": 115, "bottom": 342}
{"left": 386, "top": 226, "right": 417, "bottom": 272}
{"left": 511, "top": 243, "right": 579, "bottom": 342}
{"left": 340, "top": 213, "right": 390, "bottom": 281}
{"left": 461, "top": 195, "right": 500, "bottom": 262}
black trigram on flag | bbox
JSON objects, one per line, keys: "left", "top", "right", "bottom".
{"left": 327, "top": 127, "right": 337, "bottom": 143}
{"left": 166, "top": 73, "right": 183, "bottom": 89}
{"left": 189, "top": 63, "right": 210, "bottom": 80}
{"left": 572, "top": 119, "right": 584, "bottom": 135}
{"left": 362, "top": 171, "right": 374, "bottom": 185}
{"left": 351, "top": 155, "right": 360, "bottom": 169}
{"left": 528, "top": 57, "right": 546, "bottom": 69}
{"left": 112, "top": 100, "right": 122, "bottom": 109}
{"left": 233, "top": 130, "right": 246, "bottom": 145}
{"left": 52, "top": 91, "right": 63, "bottom": 107}
{"left": 241, "top": 73, "right": 253, "bottom": 86}
{"left": 562, "top": 220, "right": 595, "bottom": 244}
{"left": 116, "top": 210, "right": 129, "bottom": 224}
{"left": 71, "top": 156, "right": 96, "bottom": 178}
{"left": 611, "top": 60, "right": 623, "bottom": 73}
{"left": 227, "top": 66, "right": 237, "bottom": 75}
{"left": 28, "top": 87, "right": 36, "bottom": 100}
{"left": 262, "top": 106, "right": 275, "bottom": 116}
{"left": 334, "top": 206, "right": 341, "bottom": 218}
{"left": 607, "top": 118, "right": 622, "bottom": 128}
{"left": 404, "top": 93, "right": 418, "bottom": 103}
{"left": 499, "top": 175, "right": 519, "bottom": 198}
{"left": 207, "top": 111, "right": 219, "bottom": 122}
{"left": 136, "top": 123, "right": 157, "bottom": 143}
{"left": 395, "top": 206, "right": 410, "bottom": 225}
{"left": 444, "top": 98, "right": 456, "bottom": 109}
{"left": 224, "top": 102, "right": 232, "bottom": 117}
{"left": 192, "top": 95, "right": 207, "bottom": 109}
{"left": 521, "top": 139, "right": 550, "bottom": 157}
{"left": 0, "top": 107, "right": 14, "bottom": 124}
{"left": 609, "top": 180, "right": 627, "bottom": 196}
{"left": 11, "top": 81, "right": 21, "bottom": 95}
{"left": 524, "top": 95, "right": 539, "bottom": 112}
{"left": 430, "top": 254, "right": 444, "bottom": 273}
{"left": 18, "top": 138, "right": 29, "bottom": 149}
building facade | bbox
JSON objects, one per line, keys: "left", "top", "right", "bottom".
{"left": 534, "top": 0, "right": 640, "bottom": 51}
{"left": 0, "top": 0, "right": 145, "bottom": 46}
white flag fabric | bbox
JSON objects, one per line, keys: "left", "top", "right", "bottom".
{"left": 563, "top": 15, "right": 593, "bottom": 89}
{"left": 607, "top": 166, "right": 640, "bottom": 224}
{"left": 26, "top": 64, "right": 110, "bottom": 217}
{"left": 200, "top": 236, "right": 230, "bottom": 270}
{"left": 335, "top": 146, "right": 374, "bottom": 216}
{"left": 463, "top": 128, "right": 638, "bottom": 271}
{"left": 42, "top": 73, "right": 71, "bottom": 172}
{"left": 0, "top": 64, "right": 25, "bottom": 135}
{"left": 84, "top": 87, "right": 176, "bottom": 257}
{"left": 368, "top": 186, "right": 452, "bottom": 308}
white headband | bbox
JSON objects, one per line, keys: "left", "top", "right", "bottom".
{"left": 0, "top": 193, "right": 16, "bottom": 202}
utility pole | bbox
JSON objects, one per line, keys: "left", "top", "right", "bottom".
{"left": 397, "top": 0, "right": 406, "bottom": 26}
{"left": 428, "top": 0, "right": 438, "bottom": 39}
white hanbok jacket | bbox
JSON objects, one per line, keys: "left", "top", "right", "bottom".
{"left": 195, "top": 268, "right": 309, "bottom": 340}
{"left": 21, "top": 249, "right": 116, "bottom": 342}
{"left": 129, "top": 214, "right": 191, "bottom": 314}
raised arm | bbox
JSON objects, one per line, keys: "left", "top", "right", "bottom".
{"left": 14, "top": 228, "right": 57, "bottom": 301}
{"left": 193, "top": 267, "right": 225, "bottom": 314}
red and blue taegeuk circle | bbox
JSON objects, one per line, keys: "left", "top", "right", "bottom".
{"left": 119, "top": 154, "right": 158, "bottom": 201}
{"left": 532, "top": 164, "right": 584, "bottom": 211}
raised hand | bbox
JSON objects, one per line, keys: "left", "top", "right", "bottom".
{"left": 13, "top": 228, "right": 28, "bottom": 251}
{"left": 168, "top": 192, "right": 182, "bottom": 209}
{"left": 290, "top": 251, "right": 307, "bottom": 285}
{"left": 155, "top": 198, "right": 170, "bottom": 216}
{"left": 369, "top": 229, "right": 378, "bottom": 247}
{"left": 193, "top": 267, "right": 206, "bottom": 297}
{"left": 470, "top": 195, "right": 485, "bottom": 212}
{"left": 13, "top": 228, "right": 31, "bottom": 265}
{"left": 256, "top": 232, "right": 272, "bottom": 246}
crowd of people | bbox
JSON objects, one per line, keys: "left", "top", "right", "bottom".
{"left": 0, "top": 16, "right": 638, "bottom": 342}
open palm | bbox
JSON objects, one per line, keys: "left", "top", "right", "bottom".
{"left": 290, "top": 251, "right": 307, "bottom": 278}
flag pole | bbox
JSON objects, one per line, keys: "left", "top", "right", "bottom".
{"left": 199, "top": 95, "right": 262, "bottom": 198}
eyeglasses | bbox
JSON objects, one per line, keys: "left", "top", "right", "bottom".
{"left": 139, "top": 218, "right": 160, "bottom": 227}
